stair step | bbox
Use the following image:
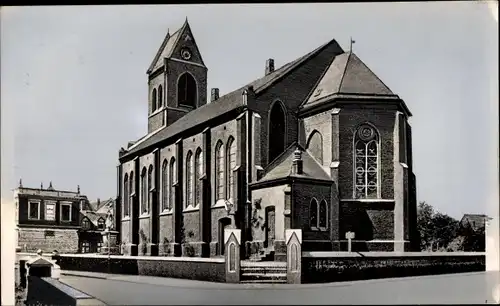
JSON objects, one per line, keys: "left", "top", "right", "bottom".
{"left": 241, "top": 273, "right": 287, "bottom": 278}
{"left": 241, "top": 279, "right": 288, "bottom": 284}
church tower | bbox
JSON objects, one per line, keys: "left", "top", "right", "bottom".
{"left": 146, "top": 19, "right": 208, "bottom": 133}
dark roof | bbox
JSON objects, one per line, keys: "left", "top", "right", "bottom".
{"left": 303, "top": 52, "right": 395, "bottom": 107}
{"left": 256, "top": 143, "right": 331, "bottom": 185}
{"left": 460, "top": 214, "right": 488, "bottom": 230}
{"left": 81, "top": 211, "right": 106, "bottom": 226}
{"left": 123, "top": 39, "right": 337, "bottom": 159}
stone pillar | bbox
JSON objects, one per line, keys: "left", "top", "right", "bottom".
{"left": 148, "top": 148, "right": 160, "bottom": 256}
{"left": 172, "top": 138, "right": 183, "bottom": 256}
{"left": 330, "top": 108, "right": 341, "bottom": 183}
{"left": 236, "top": 112, "right": 249, "bottom": 257}
{"left": 224, "top": 229, "right": 241, "bottom": 283}
{"left": 101, "top": 230, "right": 120, "bottom": 255}
{"left": 286, "top": 229, "right": 302, "bottom": 284}
{"left": 115, "top": 164, "right": 122, "bottom": 247}
{"left": 200, "top": 127, "right": 211, "bottom": 257}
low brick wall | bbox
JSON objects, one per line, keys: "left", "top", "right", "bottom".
{"left": 301, "top": 252, "right": 486, "bottom": 283}
{"left": 54, "top": 254, "right": 226, "bottom": 282}
{"left": 18, "top": 228, "right": 79, "bottom": 254}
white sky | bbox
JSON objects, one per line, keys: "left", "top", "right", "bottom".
{"left": 1, "top": 2, "right": 498, "bottom": 220}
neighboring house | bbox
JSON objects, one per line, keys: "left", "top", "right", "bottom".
{"left": 15, "top": 181, "right": 90, "bottom": 253}
{"left": 79, "top": 198, "right": 116, "bottom": 253}
{"left": 459, "top": 214, "right": 488, "bottom": 232}
{"left": 116, "top": 19, "right": 418, "bottom": 260}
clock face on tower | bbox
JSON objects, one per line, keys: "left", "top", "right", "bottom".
{"left": 180, "top": 48, "right": 192, "bottom": 60}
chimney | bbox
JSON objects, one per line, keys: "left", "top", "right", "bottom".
{"left": 211, "top": 88, "right": 220, "bottom": 102}
{"left": 292, "top": 148, "right": 303, "bottom": 175}
{"left": 265, "top": 59, "right": 275, "bottom": 75}
{"left": 97, "top": 198, "right": 101, "bottom": 207}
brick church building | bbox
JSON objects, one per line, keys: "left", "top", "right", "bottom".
{"left": 116, "top": 19, "right": 418, "bottom": 260}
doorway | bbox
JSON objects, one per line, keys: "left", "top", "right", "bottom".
{"left": 264, "top": 206, "right": 276, "bottom": 249}
{"left": 218, "top": 217, "right": 232, "bottom": 256}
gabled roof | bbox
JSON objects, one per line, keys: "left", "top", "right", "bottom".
{"left": 122, "top": 39, "right": 339, "bottom": 159}
{"left": 303, "top": 52, "right": 395, "bottom": 107}
{"left": 81, "top": 211, "right": 106, "bottom": 227}
{"left": 460, "top": 214, "right": 488, "bottom": 231}
{"left": 255, "top": 144, "right": 331, "bottom": 185}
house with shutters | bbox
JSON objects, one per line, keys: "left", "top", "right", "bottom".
{"left": 115, "top": 19, "right": 419, "bottom": 260}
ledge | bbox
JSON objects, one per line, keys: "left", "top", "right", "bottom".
{"left": 139, "top": 214, "right": 150, "bottom": 219}
{"left": 183, "top": 206, "right": 200, "bottom": 213}
{"left": 159, "top": 210, "right": 173, "bottom": 216}
{"left": 58, "top": 253, "right": 225, "bottom": 263}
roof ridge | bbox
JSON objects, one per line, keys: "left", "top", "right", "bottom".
{"left": 263, "top": 142, "right": 298, "bottom": 174}
{"left": 337, "top": 51, "right": 351, "bottom": 94}
{"left": 348, "top": 52, "right": 393, "bottom": 94}
{"left": 166, "top": 22, "right": 188, "bottom": 58}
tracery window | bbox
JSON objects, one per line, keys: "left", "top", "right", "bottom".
{"left": 354, "top": 124, "right": 379, "bottom": 199}
{"left": 226, "top": 137, "right": 236, "bottom": 201}
{"left": 194, "top": 148, "right": 203, "bottom": 207}
{"left": 215, "top": 141, "right": 224, "bottom": 200}
{"left": 162, "top": 160, "right": 169, "bottom": 211}
{"left": 169, "top": 158, "right": 176, "bottom": 210}
{"left": 185, "top": 151, "right": 193, "bottom": 208}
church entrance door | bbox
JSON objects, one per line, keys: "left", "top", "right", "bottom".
{"left": 264, "top": 206, "right": 276, "bottom": 249}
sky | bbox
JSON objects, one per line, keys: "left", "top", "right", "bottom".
{"left": 1, "top": 2, "right": 498, "bottom": 220}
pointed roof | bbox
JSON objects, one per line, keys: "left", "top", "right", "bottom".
{"left": 304, "top": 52, "right": 395, "bottom": 106}
{"left": 122, "top": 38, "right": 340, "bottom": 159}
{"left": 147, "top": 19, "right": 205, "bottom": 74}
{"left": 255, "top": 144, "right": 331, "bottom": 185}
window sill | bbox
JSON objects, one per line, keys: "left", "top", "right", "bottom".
{"left": 212, "top": 199, "right": 230, "bottom": 209}
{"left": 159, "top": 210, "right": 173, "bottom": 216}
{"left": 121, "top": 216, "right": 131, "bottom": 222}
{"left": 139, "top": 214, "right": 150, "bottom": 219}
{"left": 149, "top": 107, "right": 165, "bottom": 118}
{"left": 183, "top": 205, "right": 199, "bottom": 213}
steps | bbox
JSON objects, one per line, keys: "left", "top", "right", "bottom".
{"left": 240, "top": 261, "right": 287, "bottom": 284}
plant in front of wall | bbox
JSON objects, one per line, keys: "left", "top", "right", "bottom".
{"left": 251, "top": 198, "right": 265, "bottom": 231}
{"left": 163, "top": 237, "right": 170, "bottom": 255}
{"left": 139, "top": 229, "right": 148, "bottom": 255}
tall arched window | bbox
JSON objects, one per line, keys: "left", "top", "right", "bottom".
{"left": 148, "top": 165, "right": 153, "bottom": 213}
{"left": 161, "top": 160, "right": 168, "bottom": 211}
{"left": 129, "top": 171, "right": 134, "bottom": 199}
{"left": 310, "top": 199, "right": 318, "bottom": 229}
{"left": 140, "top": 167, "right": 147, "bottom": 214}
{"left": 319, "top": 200, "right": 327, "bottom": 229}
{"left": 169, "top": 158, "right": 176, "bottom": 210}
{"left": 215, "top": 141, "right": 224, "bottom": 200}
{"left": 158, "top": 85, "right": 163, "bottom": 108}
{"left": 194, "top": 148, "right": 203, "bottom": 207}
{"left": 152, "top": 88, "right": 157, "bottom": 112}
{"left": 354, "top": 124, "right": 379, "bottom": 199}
{"left": 306, "top": 130, "right": 323, "bottom": 165}
{"left": 268, "top": 101, "right": 286, "bottom": 163}
{"left": 123, "top": 174, "right": 129, "bottom": 217}
{"left": 226, "top": 137, "right": 236, "bottom": 201}
{"left": 185, "top": 151, "right": 193, "bottom": 208}
{"left": 177, "top": 73, "right": 197, "bottom": 108}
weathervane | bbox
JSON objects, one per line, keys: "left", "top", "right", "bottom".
{"left": 350, "top": 37, "right": 356, "bottom": 52}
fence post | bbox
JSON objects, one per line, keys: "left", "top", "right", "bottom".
{"left": 224, "top": 229, "right": 241, "bottom": 283}
{"left": 286, "top": 229, "right": 302, "bottom": 284}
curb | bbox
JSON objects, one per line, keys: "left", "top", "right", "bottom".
{"left": 61, "top": 272, "right": 107, "bottom": 280}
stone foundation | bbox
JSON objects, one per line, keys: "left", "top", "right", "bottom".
{"left": 122, "top": 243, "right": 137, "bottom": 256}
{"left": 182, "top": 242, "right": 205, "bottom": 257}
{"left": 274, "top": 240, "right": 287, "bottom": 262}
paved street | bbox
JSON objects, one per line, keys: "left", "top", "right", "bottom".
{"left": 59, "top": 271, "right": 499, "bottom": 305}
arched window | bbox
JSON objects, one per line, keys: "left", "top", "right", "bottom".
{"left": 162, "top": 160, "right": 168, "bottom": 211}
{"left": 268, "top": 101, "right": 286, "bottom": 163}
{"left": 129, "top": 170, "right": 134, "bottom": 197}
{"left": 140, "top": 167, "right": 147, "bottom": 214}
{"left": 152, "top": 88, "right": 157, "bottom": 112}
{"left": 226, "top": 137, "right": 236, "bottom": 201}
{"left": 82, "top": 218, "right": 91, "bottom": 230}
{"left": 158, "top": 85, "right": 163, "bottom": 108}
{"left": 319, "top": 200, "right": 327, "bottom": 229}
{"left": 306, "top": 130, "right": 323, "bottom": 165}
{"left": 194, "top": 148, "right": 203, "bottom": 207}
{"left": 123, "top": 174, "right": 129, "bottom": 217}
{"left": 215, "top": 141, "right": 225, "bottom": 200}
{"left": 169, "top": 158, "right": 176, "bottom": 210}
{"left": 97, "top": 218, "right": 105, "bottom": 230}
{"left": 148, "top": 165, "right": 153, "bottom": 213}
{"left": 354, "top": 124, "right": 379, "bottom": 199}
{"left": 177, "top": 73, "right": 197, "bottom": 108}
{"left": 185, "top": 151, "right": 193, "bottom": 208}
{"left": 310, "top": 199, "right": 318, "bottom": 229}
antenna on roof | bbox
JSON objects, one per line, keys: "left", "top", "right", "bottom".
{"left": 349, "top": 37, "right": 356, "bottom": 52}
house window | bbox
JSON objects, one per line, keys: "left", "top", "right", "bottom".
{"left": 61, "top": 203, "right": 72, "bottom": 222}
{"left": 306, "top": 130, "right": 323, "bottom": 165}
{"left": 82, "top": 218, "right": 91, "bottom": 230}
{"left": 28, "top": 201, "right": 40, "bottom": 220}
{"left": 319, "top": 200, "right": 328, "bottom": 229}
{"left": 45, "top": 202, "right": 56, "bottom": 221}
{"left": 152, "top": 88, "right": 157, "bottom": 112}
{"left": 123, "top": 174, "right": 129, "bottom": 217}
{"left": 148, "top": 165, "right": 154, "bottom": 212}
{"left": 354, "top": 124, "right": 380, "bottom": 199}
{"left": 177, "top": 73, "right": 197, "bottom": 108}
{"left": 185, "top": 151, "right": 194, "bottom": 208}
{"left": 162, "top": 159, "right": 169, "bottom": 211}
{"left": 81, "top": 241, "right": 90, "bottom": 253}
{"left": 97, "top": 218, "right": 105, "bottom": 230}
{"left": 215, "top": 141, "right": 224, "bottom": 200}
{"left": 194, "top": 148, "right": 203, "bottom": 207}
{"left": 141, "top": 167, "right": 147, "bottom": 214}
{"left": 158, "top": 85, "right": 163, "bottom": 108}
{"left": 310, "top": 199, "right": 318, "bottom": 229}
{"left": 169, "top": 158, "right": 176, "bottom": 210}
{"left": 97, "top": 241, "right": 102, "bottom": 253}
{"left": 226, "top": 137, "right": 237, "bottom": 201}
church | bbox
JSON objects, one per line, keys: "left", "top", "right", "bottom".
{"left": 116, "top": 19, "right": 419, "bottom": 260}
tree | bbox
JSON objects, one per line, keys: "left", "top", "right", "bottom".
{"left": 416, "top": 201, "right": 459, "bottom": 251}
{"left": 417, "top": 201, "right": 435, "bottom": 251}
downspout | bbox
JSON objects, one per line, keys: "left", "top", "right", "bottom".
{"left": 243, "top": 87, "right": 253, "bottom": 254}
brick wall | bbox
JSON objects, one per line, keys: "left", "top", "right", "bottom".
{"left": 18, "top": 228, "right": 78, "bottom": 253}
{"left": 302, "top": 109, "right": 334, "bottom": 173}
{"left": 165, "top": 59, "right": 207, "bottom": 109}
